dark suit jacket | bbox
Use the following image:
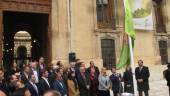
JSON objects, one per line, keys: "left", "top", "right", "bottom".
{"left": 135, "top": 66, "right": 150, "bottom": 91}
{"left": 86, "top": 66, "right": 100, "bottom": 76}
{"left": 77, "top": 73, "right": 90, "bottom": 96}
{"left": 48, "top": 69, "right": 56, "bottom": 86}
{"left": 52, "top": 80, "right": 67, "bottom": 96}
{"left": 123, "top": 71, "right": 134, "bottom": 93}
{"left": 165, "top": 69, "right": 170, "bottom": 86}
{"left": 20, "top": 71, "right": 29, "bottom": 84}
{"left": 26, "top": 82, "right": 39, "bottom": 96}
{"left": 110, "top": 73, "right": 122, "bottom": 92}
{"left": 39, "top": 78, "right": 51, "bottom": 95}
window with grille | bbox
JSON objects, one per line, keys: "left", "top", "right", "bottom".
{"left": 96, "top": 0, "right": 116, "bottom": 29}
{"left": 159, "top": 41, "right": 168, "bottom": 64}
{"left": 101, "top": 39, "right": 116, "bottom": 69}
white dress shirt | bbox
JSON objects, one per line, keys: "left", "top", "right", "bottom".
{"left": 30, "top": 81, "right": 39, "bottom": 94}
{"left": 42, "top": 77, "right": 50, "bottom": 87}
{"left": 32, "top": 69, "right": 39, "bottom": 83}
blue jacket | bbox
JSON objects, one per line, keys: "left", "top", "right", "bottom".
{"left": 26, "top": 82, "right": 39, "bottom": 96}
{"left": 52, "top": 80, "right": 67, "bottom": 96}
{"left": 110, "top": 73, "right": 122, "bottom": 92}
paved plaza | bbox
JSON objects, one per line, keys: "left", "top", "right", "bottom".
{"left": 149, "top": 79, "right": 168, "bottom": 96}
{"left": 148, "top": 64, "right": 169, "bottom": 96}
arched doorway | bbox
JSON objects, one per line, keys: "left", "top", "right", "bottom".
{"left": 0, "top": 0, "right": 52, "bottom": 69}
{"left": 3, "top": 11, "right": 50, "bottom": 69}
{"left": 17, "top": 46, "right": 27, "bottom": 68}
{"left": 14, "top": 31, "right": 32, "bottom": 68}
{"left": 17, "top": 46, "right": 27, "bottom": 60}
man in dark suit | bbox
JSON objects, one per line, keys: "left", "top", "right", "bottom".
{"left": 135, "top": 60, "right": 150, "bottom": 96}
{"left": 86, "top": 61, "right": 100, "bottom": 76}
{"left": 86, "top": 61, "right": 100, "bottom": 95}
{"left": 26, "top": 74, "right": 39, "bottom": 96}
{"left": 52, "top": 71, "right": 67, "bottom": 96}
{"left": 165, "top": 64, "right": 170, "bottom": 95}
{"left": 77, "top": 66, "right": 90, "bottom": 96}
{"left": 21, "top": 65, "right": 31, "bottom": 84}
{"left": 110, "top": 67, "right": 122, "bottom": 96}
{"left": 39, "top": 69, "right": 51, "bottom": 95}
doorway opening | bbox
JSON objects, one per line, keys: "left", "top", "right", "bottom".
{"left": 3, "top": 11, "right": 50, "bottom": 69}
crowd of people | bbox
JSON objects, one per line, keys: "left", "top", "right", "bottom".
{"left": 0, "top": 57, "right": 151, "bottom": 96}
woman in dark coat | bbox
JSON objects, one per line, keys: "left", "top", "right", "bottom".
{"left": 89, "top": 68, "right": 99, "bottom": 96}
{"left": 123, "top": 66, "right": 134, "bottom": 94}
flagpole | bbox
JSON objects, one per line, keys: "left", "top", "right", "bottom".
{"left": 128, "top": 36, "right": 137, "bottom": 96}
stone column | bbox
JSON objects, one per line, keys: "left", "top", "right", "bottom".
{"left": 51, "top": 0, "right": 58, "bottom": 61}
{"left": 51, "top": 0, "right": 69, "bottom": 63}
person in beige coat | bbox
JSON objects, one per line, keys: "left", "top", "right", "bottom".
{"left": 67, "top": 71, "right": 79, "bottom": 96}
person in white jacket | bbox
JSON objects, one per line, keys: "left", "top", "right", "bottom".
{"left": 98, "top": 67, "right": 111, "bottom": 96}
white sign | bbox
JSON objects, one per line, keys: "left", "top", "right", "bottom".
{"left": 131, "top": 0, "right": 153, "bottom": 30}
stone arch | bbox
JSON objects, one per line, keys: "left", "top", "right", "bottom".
{"left": 14, "top": 31, "right": 32, "bottom": 66}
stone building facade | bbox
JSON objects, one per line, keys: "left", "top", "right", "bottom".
{"left": 0, "top": 0, "right": 169, "bottom": 70}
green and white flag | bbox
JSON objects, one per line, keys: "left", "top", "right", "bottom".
{"left": 116, "top": 0, "right": 135, "bottom": 69}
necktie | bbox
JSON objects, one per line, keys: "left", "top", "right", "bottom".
{"left": 103, "top": 76, "right": 107, "bottom": 86}
{"left": 105, "top": 79, "right": 107, "bottom": 86}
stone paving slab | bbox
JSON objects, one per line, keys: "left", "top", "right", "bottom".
{"left": 110, "top": 79, "right": 169, "bottom": 96}
{"left": 149, "top": 79, "right": 168, "bottom": 96}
